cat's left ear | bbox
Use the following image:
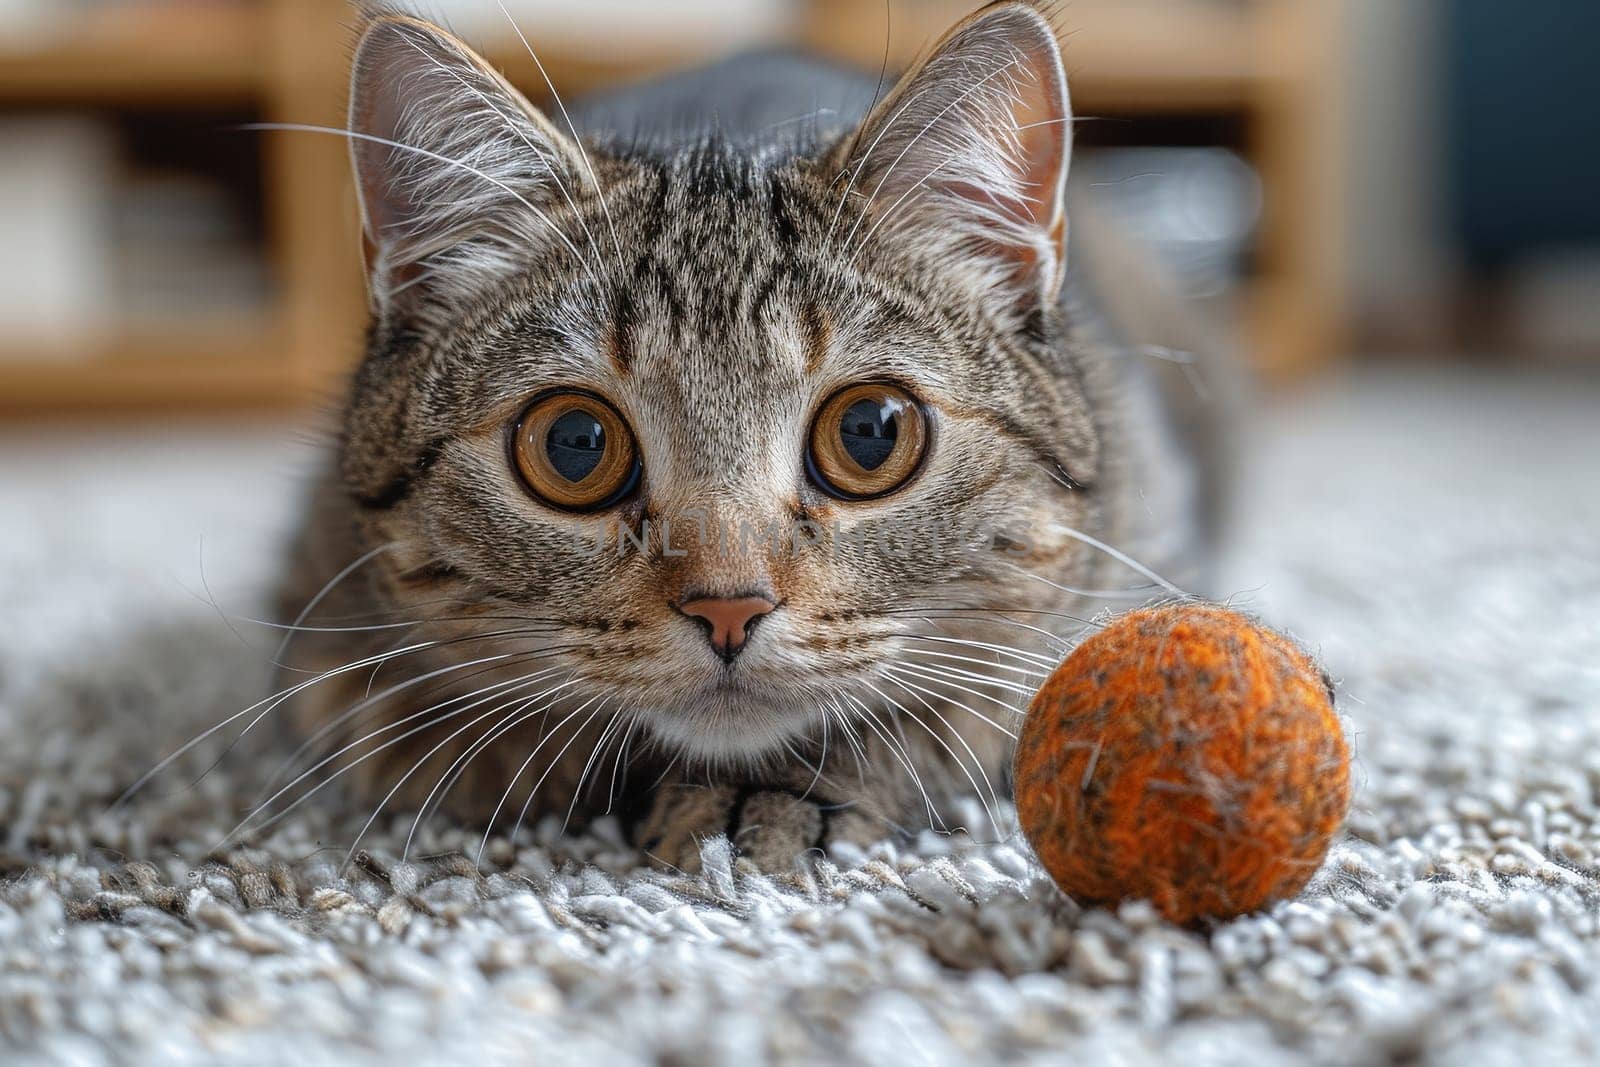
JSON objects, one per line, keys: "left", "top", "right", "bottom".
{"left": 348, "top": 13, "right": 589, "bottom": 313}
{"left": 835, "top": 2, "right": 1070, "bottom": 310}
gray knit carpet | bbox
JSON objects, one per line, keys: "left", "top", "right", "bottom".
{"left": 2, "top": 369, "right": 1597, "bottom": 1065}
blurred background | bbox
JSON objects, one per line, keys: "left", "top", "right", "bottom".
{"left": 0, "top": 0, "right": 1595, "bottom": 414}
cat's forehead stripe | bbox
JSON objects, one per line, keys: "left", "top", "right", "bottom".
{"left": 801, "top": 302, "right": 831, "bottom": 377}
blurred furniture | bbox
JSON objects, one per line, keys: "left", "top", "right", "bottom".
{"left": 0, "top": 0, "right": 1343, "bottom": 414}
{"left": 0, "top": 0, "right": 360, "bottom": 411}
{"left": 806, "top": 0, "right": 1347, "bottom": 379}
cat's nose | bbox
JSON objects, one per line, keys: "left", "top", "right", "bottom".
{"left": 677, "top": 594, "right": 777, "bottom": 662}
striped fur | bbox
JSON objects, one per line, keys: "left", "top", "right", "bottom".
{"left": 275, "top": 2, "right": 1217, "bottom": 869}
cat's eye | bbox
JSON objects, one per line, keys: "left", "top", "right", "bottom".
{"left": 512, "top": 391, "right": 640, "bottom": 511}
{"left": 807, "top": 383, "right": 929, "bottom": 500}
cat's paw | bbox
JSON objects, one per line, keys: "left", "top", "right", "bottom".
{"left": 636, "top": 783, "right": 877, "bottom": 873}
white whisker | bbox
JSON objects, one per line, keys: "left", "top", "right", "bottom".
{"left": 351, "top": 672, "right": 580, "bottom": 863}
{"left": 475, "top": 693, "right": 605, "bottom": 866}
{"left": 878, "top": 666, "right": 1019, "bottom": 739}
{"left": 223, "top": 666, "right": 570, "bottom": 849}
{"left": 493, "top": 0, "right": 625, "bottom": 271}
{"left": 243, "top": 123, "right": 591, "bottom": 271}
{"left": 111, "top": 638, "right": 458, "bottom": 811}
{"left": 273, "top": 543, "right": 395, "bottom": 667}
{"left": 839, "top": 691, "right": 943, "bottom": 832}
{"left": 402, "top": 671, "right": 582, "bottom": 858}
{"left": 898, "top": 646, "right": 1045, "bottom": 679}
{"left": 889, "top": 658, "right": 1037, "bottom": 697}
{"left": 896, "top": 631, "right": 1058, "bottom": 667}
{"left": 866, "top": 680, "right": 1002, "bottom": 838}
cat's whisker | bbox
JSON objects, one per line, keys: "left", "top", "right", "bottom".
{"left": 1020, "top": 514, "right": 1190, "bottom": 598}
{"left": 247, "top": 614, "right": 566, "bottom": 637}
{"left": 1005, "top": 564, "right": 1167, "bottom": 602}
{"left": 404, "top": 708, "right": 531, "bottom": 856}
{"left": 492, "top": 0, "right": 625, "bottom": 271}
{"left": 260, "top": 617, "right": 567, "bottom": 687}
{"left": 358, "top": 628, "right": 432, "bottom": 701}
{"left": 486, "top": 694, "right": 612, "bottom": 866}
{"left": 243, "top": 123, "right": 592, "bottom": 275}
{"left": 402, "top": 698, "right": 533, "bottom": 858}
{"left": 403, "top": 671, "right": 583, "bottom": 858}
{"left": 472, "top": 694, "right": 599, "bottom": 864}
{"left": 346, "top": 673, "right": 584, "bottom": 865}
{"left": 896, "top": 646, "right": 1046, "bottom": 679}
{"left": 821, "top": 694, "right": 869, "bottom": 783}
{"left": 894, "top": 632, "right": 1059, "bottom": 668}
{"left": 884, "top": 660, "right": 1031, "bottom": 711}
{"left": 395, "top": 32, "right": 610, "bottom": 288}
{"left": 888, "top": 658, "right": 1037, "bottom": 697}
{"left": 880, "top": 608, "right": 1073, "bottom": 651}
{"left": 264, "top": 589, "right": 510, "bottom": 625}
{"left": 605, "top": 712, "right": 643, "bottom": 816}
{"left": 864, "top": 679, "right": 1002, "bottom": 839}
{"left": 260, "top": 637, "right": 580, "bottom": 794}
{"left": 111, "top": 636, "right": 463, "bottom": 812}
{"left": 838, "top": 691, "right": 944, "bottom": 833}
{"left": 878, "top": 666, "right": 1020, "bottom": 739}
{"left": 798, "top": 711, "right": 830, "bottom": 803}
{"left": 265, "top": 652, "right": 533, "bottom": 801}
{"left": 564, "top": 705, "right": 628, "bottom": 836}
{"left": 642, "top": 749, "right": 684, "bottom": 800}
{"left": 273, "top": 542, "right": 396, "bottom": 667}
{"left": 892, "top": 600, "right": 1099, "bottom": 629}
{"left": 233, "top": 666, "right": 575, "bottom": 851}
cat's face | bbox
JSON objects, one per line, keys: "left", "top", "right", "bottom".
{"left": 339, "top": 5, "right": 1099, "bottom": 763}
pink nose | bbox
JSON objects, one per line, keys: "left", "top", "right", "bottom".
{"left": 678, "top": 595, "right": 777, "bottom": 660}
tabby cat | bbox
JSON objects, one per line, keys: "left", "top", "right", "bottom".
{"left": 274, "top": 0, "right": 1218, "bottom": 870}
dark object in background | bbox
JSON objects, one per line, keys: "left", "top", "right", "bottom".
{"left": 1446, "top": 2, "right": 1600, "bottom": 270}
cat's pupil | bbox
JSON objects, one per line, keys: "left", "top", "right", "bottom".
{"left": 546, "top": 409, "right": 607, "bottom": 482}
{"left": 839, "top": 398, "right": 898, "bottom": 471}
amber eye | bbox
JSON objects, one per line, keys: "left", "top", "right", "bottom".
{"left": 807, "top": 383, "right": 929, "bottom": 500}
{"left": 512, "top": 391, "right": 640, "bottom": 511}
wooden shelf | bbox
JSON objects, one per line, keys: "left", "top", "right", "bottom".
{"left": 805, "top": 0, "right": 1266, "bottom": 113}
{"left": 482, "top": 43, "right": 707, "bottom": 101}
{"left": 0, "top": 0, "right": 1344, "bottom": 415}
{"left": 0, "top": 322, "right": 310, "bottom": 413}
{"left": 0, "top": 5, "right": 267, "bottom": 105}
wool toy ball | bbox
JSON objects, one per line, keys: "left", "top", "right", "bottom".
{"left": 1014, "top": 603, "right": 1350, "bottom": 924}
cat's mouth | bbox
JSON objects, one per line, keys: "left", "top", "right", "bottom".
{"left": 551, "top": 604, "right": 874, "bottom": 761}
{"left": 623, "top": 655, "right": 836, "bottom": 762}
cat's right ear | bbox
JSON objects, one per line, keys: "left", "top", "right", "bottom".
{"left": 833, "top": 2, "right": 1071, "bottom": 317}
{"left": 348, "top": 14, "right": 586, "bottom": 312}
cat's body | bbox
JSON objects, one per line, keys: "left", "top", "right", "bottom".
{"left": 275, "top": 3, "right": 1222, "bottom": 869}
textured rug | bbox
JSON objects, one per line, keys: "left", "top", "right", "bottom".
{"left": 2, "top": 369, "right": 1598, "bottom": 1065}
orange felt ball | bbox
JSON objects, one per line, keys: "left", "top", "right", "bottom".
{"left": 1014, "top": 603, "right": 1350, "bottom": 924}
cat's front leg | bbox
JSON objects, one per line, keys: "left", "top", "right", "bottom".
{"left": 635, "top": 778, "right": 882, "bottom": 873}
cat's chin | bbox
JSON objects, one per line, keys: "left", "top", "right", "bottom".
{"left": 641, "top": 692, "right": 824, "bottom": 767}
